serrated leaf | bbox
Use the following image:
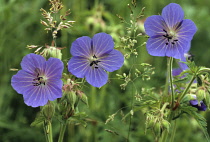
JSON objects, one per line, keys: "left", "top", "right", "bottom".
{"left": 181, "top": 105, "right": 210, "bottom": 142}
{"left": 31, "top": 113, "right": 45, "bottom": 127}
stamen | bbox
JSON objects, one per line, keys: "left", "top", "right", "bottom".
{"left": 89, "top": 55, "right": 101, "bottom": 69}
{"left": 32, "top": 73, "right": 46, "bottom": 86}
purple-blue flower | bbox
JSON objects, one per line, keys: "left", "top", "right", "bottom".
{"left": 190, "top": 95, "right": 207, "bottom": 111}
{"left": 68, "top": 32, "right": 124, "bottom": 87}
{"left": 11, "top": 53, "right": 64, "bottom": 107}
{"left": 144, "top": 3, "right": 197, "bottom": 59}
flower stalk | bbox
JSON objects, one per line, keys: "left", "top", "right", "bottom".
{"left": 43, "top": 120, "right": 53, "bottom": 142}
{"left": 169, "top": 57, "right": 175, "bottom": 109}
{"left": 58, "top": 121, "right": 67, "bottom": 142}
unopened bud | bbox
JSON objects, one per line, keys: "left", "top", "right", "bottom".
{"left": 153, "top": 122, "right": 161, "bottom": 137}
{"left": 162, "top": 120, "right": 170, "bottom": 132}
{"left": 42, "top": 46, "right": 62, "bottom": 60}
{"left": 66, "top": 91, "right": 77, "bottom": 110}
{"left": 42, "top": 102, "right": 55, "bottom": 120}
{"left": 197, "top": 89, "right": 205, "bottom": 101}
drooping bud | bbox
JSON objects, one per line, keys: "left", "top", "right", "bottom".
{"left": 76, "top": 90, "right": 89, "bottom": 107}
{"left": 42, "top": 102, "right": 55, "bottom": 120}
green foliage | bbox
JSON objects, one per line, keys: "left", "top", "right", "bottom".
{"left": 180, "top": 105, "right": 210, "bottom": 142}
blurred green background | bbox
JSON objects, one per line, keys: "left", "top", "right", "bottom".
{"left": 1, "top": 0, "right": 210, "bottom": 141}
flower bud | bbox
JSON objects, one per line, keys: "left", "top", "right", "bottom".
{"left": 197, "top": 89, "right": 205, "bottom": 101}
{"left": 76, "top": 90, "right": 88, "bottom": 107}
{"left": 42, "top": 102, "right": 55, "bottom": 120}
{"left": 66, "top": 91, "right": 77, "bottom": 110}
{"left": 42, "top": 46, "right": 62, "bottom": 60}
{"left": 153, "top": 122, "right": 161, "bottom": 137}
{"left": 162, "top": 120, "right": 170, "bottom": 132}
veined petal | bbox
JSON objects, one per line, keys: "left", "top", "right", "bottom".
{"left": 22, "top": 78, "right": 62, "bottom": 107}
{"left": 70, "top": 36, "right": 92, "bottom": 58}
{"left": 23, "top": 86, "right": 48, "bottom": 107}
{"left": 11, "top": 70, "right": 34, "bottom": 94}
{"left": 68, "top": 56, "right": 90, "bottom": 78}
{"left": 146, "top": 36, "right": 168, "bottom": 57}
{"left": 162, "top": 3, "right": 184, "bottom": 28}
{"left": 168, "top": 38, "right": 189, "bottom": 59}
{"left": 21, "top": 53, "right": 45, "bottom": 74}
{"left": 44, "top": 57, "right": 64, "bottom": 79}
{"left": 144, "top": 15, "right": 167, "bottom": 37}
{"left": 99, "top": 49, "right": 124, "bottom": 72}
{"left": 85, "top": 67, "right": 108, "bottom": 87}
{"left": 44, "top": 80, "right": 63, "bottom": 101}
{"left": 177, "top": 19, "right": 197, "bottom": 41}
{"left": 92, "top": 33, "right": 114, "bottom": 57}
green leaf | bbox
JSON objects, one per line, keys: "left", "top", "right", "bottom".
{"left": 180, "top": 105, "right": 210, "bottom": 142}
{"left": 30, "top": 113, "right": 45, "bottom": 127}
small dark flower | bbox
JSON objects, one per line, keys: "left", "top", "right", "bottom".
{"left": 68, "top": 33, "right": 124, "bottom": 87}
{"left": 11, "top": 53, "right": 64, "bottom": 107}
{"left": 144, "top": 3, "right": 197, "bottom": 59}
{"left": 190, "top": 95, "right": 207, "bottom": 111}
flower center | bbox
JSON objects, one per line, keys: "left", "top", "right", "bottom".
{"left": 89, "top": 54, "right": 101, "bottom": 69}
{"left": 163, "top": 29, "right": 178, "bottom": 45}
{"left": 33, "top": 72, "right": 47, "bottom": 86}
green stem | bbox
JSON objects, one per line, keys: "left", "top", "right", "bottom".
{"left": 169, "top": 57, "right": 174, "bottom": 109}
{"left": 170, "top": 120, "right": 177, "bottom": 142}
{"left": 179, "top": 76, "right": 196, "bottom": 101}
{"left": 160, "top": 57, "right": 174, "bottom": 142}
{"left": 164, "top": 58, "right": 170, "bottom": 97}
{"left": 58, "top": 121, "right": 67, "bottom": 142}
{"left": 43, "top": 120, "right": 53, "bottom": 142}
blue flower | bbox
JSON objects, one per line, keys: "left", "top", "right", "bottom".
{"left": 11, "top": 53, "right": 64, "bottom": 107}
{"left": 190, "top": 95, "right": 207, "bottom": 111}
{"left": 144, "top": 3, "right": 197, "bottom": 59}
{"left": 68, "top": 32, "right": 124, "bottom": 87}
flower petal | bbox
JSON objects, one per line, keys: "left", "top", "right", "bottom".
{"left": 165, "top": 41, "right": 187, "bottom": 59}
{"left": 44, "top": 57, "right": 64, "bottom": 79}
{"left": 21, "top": 53, "right": 45, "bottom": 74}
{"left": 92, "top": 33, "right": 114, "bottom": 57}
{"left": 177, "top": 19, "right": 197, "bottom": 42}
{"left": 45, "top": 80, "right": 63, "bottom": 101}
{"left": 161, "top": 3, "right": 184, "bottom": 28}
{"left": 22, "top": 79, "right": 62, "bottom": 107}
{"left": 11, "top": 70, "right": 34, "bottom": 94}
{"left": 99, "top": 49, "right": 124, "bottom": 72}
{"left": 85, "top": 67, "right": 108, "bottom": 87}
{"left": 146, "top": 36, "right": 169, "bottom": 57}
{"left": 144, "top": 15, "right": 167, "bottom": 37}
{"left": 68, "top": 56, "right": 90, "bottom": 78}
{"left": 23, "top": 86, "right": 48, "bottom": 107}
{"left": 70, "top": 36, "right": 92, "bottom": 58}
{"left": 190, "top": 99, "right": 198, "bottom": 105}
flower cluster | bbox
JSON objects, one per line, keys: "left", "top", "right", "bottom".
{"left": 11, "top": 33, "right": 124, "bottom": 107}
